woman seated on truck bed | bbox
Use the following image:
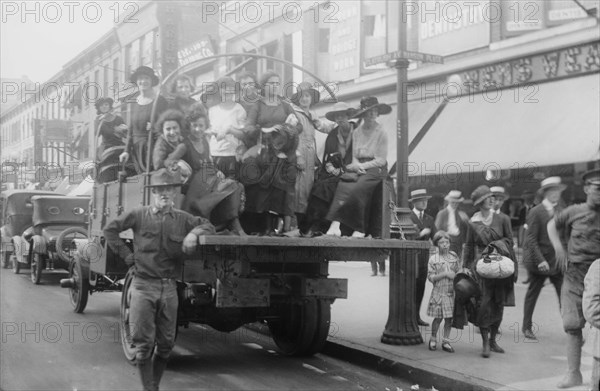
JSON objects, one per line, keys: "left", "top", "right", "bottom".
{"left": 324, "top": 96, "right": 390, "bottom": 238}
{"left": 181, "top": 105, "right": 246, "bottom": 235}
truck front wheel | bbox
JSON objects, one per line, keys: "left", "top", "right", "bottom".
{"left": 268, "top": 298, "right": 331, "bottom": 356}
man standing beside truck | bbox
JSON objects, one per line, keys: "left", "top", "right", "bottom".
{"left": 104, "top": 168, "right": 215, "bottom": 391}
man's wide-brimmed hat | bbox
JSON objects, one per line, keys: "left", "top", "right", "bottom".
{"left": 130, "top": 66, "right": 160, "bottom": 87}
{"left": 471, "top": 185, "right": 493, "bottom": 206}
{"left": 94, "top": 97, "right": 114, "bottom": 111}
{"left": 454, "top": 272, "right": 481, "bottom": 303}
{"left": 146, "top": 168, "right": 183, "bottom": 188}
{"left": 353, "top": 96, "right": 392, "bottom": 118}
{"left": 444, "top": 190, "right": 464, "bottom": 202}
{"left": 325, "top": 102, "right": 356, "bottom": 121}
{"left": 490, "top": 186, "right": 508, "bottom": 200}
{"left": 290, "top": 81, "right": 320, "bottom": 106}
{"left": 540, "top": 176, "right": 567, "bottom": 192}
{"left": 583, "top": 167, "right": 600, "bottom": 185}
{"left": 409, "top": 189, "right": 431, "bottom": 202}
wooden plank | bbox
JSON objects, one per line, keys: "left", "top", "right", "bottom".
{"left": 198, "top": 235, "right": 429, "bottom": 250}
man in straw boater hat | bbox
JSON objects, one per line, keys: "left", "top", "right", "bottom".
{"left": 521, "top": 177, "right": 567, "bottom": 341}
{"left": 435, "top": 190, "right": 469, "bottom": 258}
{"left": 409, "top": 188, "right": 437, "bottom": 326}
{"left": 548, "top": 167, "right": 600, "bottom": 389}
{"left": 104, "top": 168, "right": 215, "bottom": 391}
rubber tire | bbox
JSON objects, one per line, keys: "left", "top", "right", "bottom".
{"left": 55, "top": 227, "right": 88, "bottom": 263}
{"left": 120, "top": 268, "right": 137, "bottom": 365}
{"left": 68, "top": 256, "right": 89, "bottom": 313}
{"left": 30, "top": 253, "right": 43, "bottom": 285}
{"left": 304, "top": 299, "right": 331, "bottom": 356}
{"left": 268, "top": 298, "right": 327, "bottom": 356}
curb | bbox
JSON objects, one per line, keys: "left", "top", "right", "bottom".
{"left": 244, "top": 323, "right": 509, "bottom": 391}
{"left": 323, "top": 338, "right": 510, "bottom": 391}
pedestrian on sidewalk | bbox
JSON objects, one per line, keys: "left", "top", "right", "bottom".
{"left": 434, "top": 190, "right": 469, "bottom": 258}
{"left": 463, "top": 185, "right": 516, "bottom": 358}
{"left": 427, "top": 231, "right": 459, "bottom": 353}
{"left": 104, "top": 168, "right": 215, "bottom": 391}
{"left": 521, "top": 177, "right": 566, "bottom": 340}
{"left": 548, "top": 167, "right": 600, "bottom": 389}
{"left": 583, "top": 258, "right": 600, "bottom": 391}
{"left": 409, "top": 188, "right": 437, "bottom": 326}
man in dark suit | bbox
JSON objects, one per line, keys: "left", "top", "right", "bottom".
{"left": 522, "top": 177, "right": 566, "bottom": 340}
{"left": 410, "top": 189, "right": 437, "bottom": 327}
{"left": 434, "top": 190, "right": 469, "bottom": 258}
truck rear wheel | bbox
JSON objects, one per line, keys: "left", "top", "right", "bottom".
{"left": 268, "top": 298, "right": 331, "bottom": 356}
{"left": 120, "top": 268, "right": 137, "bottom": 364}
{"left": 69, "top": 256, "right": 89, "bottom": 313}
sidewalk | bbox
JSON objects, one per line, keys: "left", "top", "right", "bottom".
{"left": 325, "top": 260, "right": 595, "bottom": 391}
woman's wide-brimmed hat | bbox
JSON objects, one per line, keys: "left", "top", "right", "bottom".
{"left": 540, "top": 176, "right": 567, "bottom": 192}
{"left": 130, "top": 66, "right": 160, "bottom": 87}
{"left": 325, "top": 102, "right": 356, "bottom": 121}
{"left": 353, "top": 96, "right": 392, "bottom": 118}
{"left": 444, "top": 190, "right": 464, "bottom": 202}
{"left": 146, "top": 168, "right": 183, "bottom": 188}
{"left": 290, "top": 81, "right": 320, "bottom": 106}
{"left": 94, "top": 97, "right": 114, "bottom": 111}
{"left": 408, "top": 189, "right": 431, "bottom": 202}
{"left": 453, "top": 272, "right": 481, "bottom": 303}
{"left": 471, "top": 185, "right": 493, "bottom": 206}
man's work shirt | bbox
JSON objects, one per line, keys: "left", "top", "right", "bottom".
{"left": 104, "top": 205, "right": 215, "bottom": 279}
{"left": 554, "top": 203, "right": 600, "bottom": 264}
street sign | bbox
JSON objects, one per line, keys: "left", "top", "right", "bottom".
{"left": 364, "top": 50, "right": 444, "bottom": 67}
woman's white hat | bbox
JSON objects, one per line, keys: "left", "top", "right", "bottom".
{"left": 444, "top": 190, "right": 464, "bottom": 202}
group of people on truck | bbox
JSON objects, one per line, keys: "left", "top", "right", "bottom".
{"left": 95, "top": 65, "right": 393, "bottom": 238}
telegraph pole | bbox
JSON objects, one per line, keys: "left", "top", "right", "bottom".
{"left": 396, "top": 0, "right": 410, "bottom": 208}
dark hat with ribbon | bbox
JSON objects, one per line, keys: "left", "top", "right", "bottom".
{"left": 130, "top": 66, "right": 160, "bottom": 87}
{"left": 583, "top": 167, "right": 600, "bottom": 185}
{"left": 353, "top": 96, "right": 392, "bottom": 118}
{"left": 146, "top": 168, "right": 183, "bottom": 188}
{"left": 325, "top": 102, "right": 356, "bottom": 121}
{"left": 290, "top": 81, "right": 320, "bottom": 106}
{"left": 454, "top": 272, "right": 481, "bottom": 303}
{"left": 471, "top": 185, "right": 493, "bottom": 206}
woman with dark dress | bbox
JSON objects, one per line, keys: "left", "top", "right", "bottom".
{"left": 462, "top": 185, "right": 518, "bottom": 358}
{"left": 181, "top": 106, "right": 246, "bottom": 235}
{"left": 119, "top": 66, "right": 168, "bottom": 173}
{"left": 240, "top": 70, "right": 301, "bottom": 235}
{"left": 94, "top": 97, "right": 128, "bottom": 182}
{"left": 325, "top": 97, "right": 390, "bottom": 238}
{"left": 298, "top": 102, "right": 356, "bottom": 237}
{"left": 152, "top": 109, "right": 187, "bottom": 171}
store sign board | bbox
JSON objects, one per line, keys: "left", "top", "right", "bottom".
{"left": 546, "top": 0, "right": 599, "bottom": 25}
{"left": 501, "top": 0, "right": 545, "bottom": 38}
{"left": 328, "top": 3, "right": 361, "bottom": 82}
{"left": 178, "top": 38, "right": 215, "bottom": 67}
{"left": 418, "top": 0, "right": 491, "bottom": 56}
{"left": 365, "top": 50, "right": 444, "bottom": 66}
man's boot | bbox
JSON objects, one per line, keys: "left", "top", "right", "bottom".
{"left": 557, "top": 331, "right": 583, "bottom": 388}
{"left": 152, "top": 355, "right": 168, "bottom": 391}
{"left": 490, "top": 326, "right": 505, "bottom": 353}
{"left": 480, "top": 327, "right": 490, "bottom": 358}
{"left": 137, "top": 358, "right": 156, "bottom": 391}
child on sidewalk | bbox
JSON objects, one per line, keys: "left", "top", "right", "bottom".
{"left": 427, "top": 230, "right": 460, "bottom": 353}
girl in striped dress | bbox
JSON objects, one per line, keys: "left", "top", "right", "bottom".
{"left": 427, "top": 231, "right": 460, "bottom": 353}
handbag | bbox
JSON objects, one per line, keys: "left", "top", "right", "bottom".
{"left": 476, "top": 253, "right": 515, "bottom": 279}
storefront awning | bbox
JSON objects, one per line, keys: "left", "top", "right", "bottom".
{"left": 408, "top": 73, "right": 600, "bottom": 176}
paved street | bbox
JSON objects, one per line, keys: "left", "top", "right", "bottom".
{"left": 328, "top": 260, "right": 595, "bottom": 391}
{"left": 0, "top": 266, "right": 412, "bottom": 391}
